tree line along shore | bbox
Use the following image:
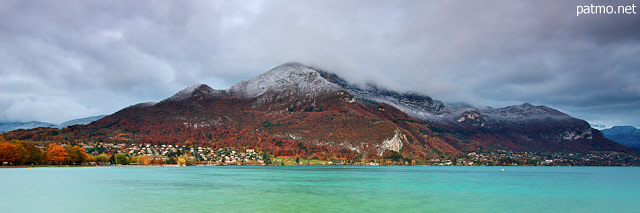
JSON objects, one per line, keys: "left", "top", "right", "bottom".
{"left": 3, "top": 135, "right": 640, "bottom": 167}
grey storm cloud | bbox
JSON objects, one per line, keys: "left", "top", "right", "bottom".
{"left": 1, "top": 0, "right": 639, "bottom": 128}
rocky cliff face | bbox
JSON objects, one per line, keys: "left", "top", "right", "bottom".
{"left": 379, "top": 129, "right": 405, "bottom": 156}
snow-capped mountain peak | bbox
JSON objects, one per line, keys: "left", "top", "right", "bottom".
{"left": 229, "top": 62, "right": 343, "bottom": 98}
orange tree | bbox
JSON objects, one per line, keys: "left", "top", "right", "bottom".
{"left": 0, "top": 142, "right": 20, "bottom": 165}
{"left": 12, "top": 140, "right": 43, "bottom": 165}
{"left": 45, "top": 144, "right": 70, "bottom": 165}
{"left": 64, "top": 145, "right": 88, "bottom": 165}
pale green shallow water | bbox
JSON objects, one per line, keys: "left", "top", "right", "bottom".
{"left": 1, "top": 166, "right": 638, "bottom": 212}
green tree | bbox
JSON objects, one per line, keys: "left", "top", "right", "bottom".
{"left": 115, "top": 153, "right": 128, "bottom": 165}
{"left": 382, "top": 150, "right": 403, "bottom": 162}
{"left": 261, "top": 152, "right": 271, "bottom": 165}
{"left": 179, "top": 154, "right": 196, "bottom": 166}
{"left": 403, "top": 158, "right": 412, "bottom": 166}
{"left": 96, "top": 154, "right": 109, "bottom": 163}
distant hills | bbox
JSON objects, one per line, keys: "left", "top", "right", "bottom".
{"left": 0, "top": 115, "right": 106, "bottom": 133}
{"left": 602, "top": 126, "right": 640, "bottom": 152}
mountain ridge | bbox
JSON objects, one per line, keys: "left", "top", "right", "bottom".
{"left": 602, "top": 126, "right": 640, "bottom": 152}
{"left": 0, "top": 115, "right": 107, "bottom": 133}
{"left": 80, "top": 62, "right": 634, "bottom": 157}
{"left": 4, "top": 62, "right": 635, "bottom": 161}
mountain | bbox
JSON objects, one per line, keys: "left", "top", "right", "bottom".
{"left": 65, "top": 62, "right": 635, "bottom": 160}
{"left": 0, "top": 115, "right": 107, "bottom": 133}
{"left": 83, "top": 62, "right": 420, "bottom": 159}
{"left": 318, "top": 69, "right": 623, "bottom": 154}
{"left": 0, "top": 121, "right": 59, "bottom": 133}
{"left": 59, "top": 115, "right": 108, "bottom": 127}
{"left": 229, "top": 62, "right": 343, "bottom": 99}
{"left": 602, "top": 126, "right": 640, "bottom": 152}
{"left": 164, "top": 84, "right": 223, "bottom": 102}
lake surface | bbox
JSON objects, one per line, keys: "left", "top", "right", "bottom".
{"left": 1, "top": 166, "right": 638, "bottom": 212}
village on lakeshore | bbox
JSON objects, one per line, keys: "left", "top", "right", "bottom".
{"left": 3, "top": 136, "right": 639, "bottom": 166}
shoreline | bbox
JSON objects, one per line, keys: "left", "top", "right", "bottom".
{"left": 2, "top": 164, "right": 638, "bottom": 168}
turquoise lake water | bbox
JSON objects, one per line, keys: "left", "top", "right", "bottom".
{"left": 1, "top": 166, "right": 638, "bottom": 212}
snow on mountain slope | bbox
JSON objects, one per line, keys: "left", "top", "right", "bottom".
{"left": 318, "top": 70, "right": 486, "bottom": 125}
{"left": 128, "top": 102, "right": 158, "bottom": 108}
{"left": 59, "top": 115, "right": 107, "bottom": 127}
{"left": 480, "top": 103, "right": 574, "bottom": 124}
{"left": 229, "top": 62, "right": 343, "bottom": 99}
{"left": 36, "top": 62, "right": 631, "bottom": 156}
{"left": 164, "top": 84, "right": 223, "bottom": 102}
{"left": 0, "top": 121, "right": 58, "bottom": 133}
{"left": 316, "top": 66, "right": 599, "bottom": 143}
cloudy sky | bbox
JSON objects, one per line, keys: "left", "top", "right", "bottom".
{"left": 1, "top": 0, "right": 639, "bottom": 128}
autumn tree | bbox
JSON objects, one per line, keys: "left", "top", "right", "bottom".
{"left": 11, "top": 139, "right": 42, "bottom": 165}
{"left": 87, "top": 155, "right": 97, "bottom": 164}
{"left": 137, "top": 155, "right": 150, "bottom": 165}
{"left": 166, "top": 156, "right": 178, "bottom": 164}
{"left": 153, "top": 158, "right": 164, "bottom": 165}
{"left": 45, "top": 144, "right": 70, "bottom": 165}
{"left": 65, "top": 145, "right": 88, "bottom": 165}
{"left": 0, "top": 142, "right": 20, "bottom": 165}
{"left": 187, "top": 156, "right": 197, "bottom": 166}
